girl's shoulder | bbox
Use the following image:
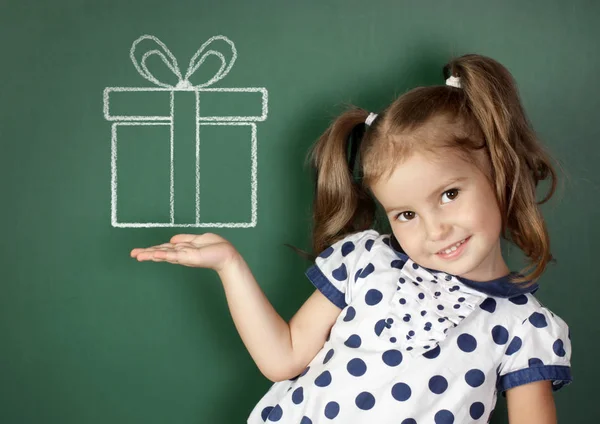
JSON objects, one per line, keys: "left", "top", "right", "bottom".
{"left": 316, "top": 229, "right": 390, "bottom": 258}
{"left": 503, "top": 291, "right": 569, "bottom": 328}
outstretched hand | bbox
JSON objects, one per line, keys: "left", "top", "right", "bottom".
{"left": 130, "top": 233, "right": 239, "bottom": 272}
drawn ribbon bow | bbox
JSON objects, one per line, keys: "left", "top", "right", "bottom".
{"left": 129, "top": 34, "right": 237, "bottom": 89}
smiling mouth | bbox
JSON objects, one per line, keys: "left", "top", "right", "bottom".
{"left": 436, "top": 236, "right": 471, "bottom": 255}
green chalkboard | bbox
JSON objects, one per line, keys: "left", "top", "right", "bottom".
{"left": 1, "top": 1, "right": 597, "bottom": 423}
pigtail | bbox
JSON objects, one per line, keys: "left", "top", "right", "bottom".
{"left": 444, "top": 55, "right": 558, "bottom": 283}
{"left": 308, "top": 107, "right": 377, "bottom": 255}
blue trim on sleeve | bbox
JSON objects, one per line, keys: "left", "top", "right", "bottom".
{"left": 498, "top": 365, "right": 572, "bottom": 396}
{"left": 305, "top": 264, "right": 347, "bottom": 309}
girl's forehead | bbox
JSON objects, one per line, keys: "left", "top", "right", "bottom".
{"left": 391, "top": 150, "right": 476, "bottom": 180}
{"left": 371, "top": 150, "right": 483, "bottom": 202}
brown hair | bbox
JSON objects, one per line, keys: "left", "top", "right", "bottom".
{"left": 308, "top": 54, "right": 559, "bottom": 285}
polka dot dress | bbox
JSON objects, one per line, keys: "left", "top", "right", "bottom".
{"left": 247, "top": 230, "right": 572, "bottom": 424}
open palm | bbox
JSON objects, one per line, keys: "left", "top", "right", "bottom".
{"left": 130, "top": 233, "right": 238, "bottom": 272}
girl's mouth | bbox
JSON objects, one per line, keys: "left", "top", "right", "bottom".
{"left": 436, "top": 236, "right": 471, "bottom": 260}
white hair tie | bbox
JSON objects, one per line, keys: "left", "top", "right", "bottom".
{"left": 365, "top": 112, "right": 378, "bottom": 126}
{"left": 446, "top": 75, "right": 462, "bottom": 88}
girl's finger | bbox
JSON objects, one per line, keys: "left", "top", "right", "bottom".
{"left": 170, "top": 234, "right": 198, "bottom": 244}
{"left": 136, "top": 249, "right": 179, "bottom": 264}
{"left": 153, "top": 249, "right": 180, "bottom": 264}
{"left": 170, "top": 232, "right": 223, "bottom": 245}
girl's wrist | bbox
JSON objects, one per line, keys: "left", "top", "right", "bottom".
{"left": 216, "top": 250, "right": 246, "bottom": 278}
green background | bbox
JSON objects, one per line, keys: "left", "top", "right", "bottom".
{"left": 1, "top": 0, "right": 596, "bottom": 422}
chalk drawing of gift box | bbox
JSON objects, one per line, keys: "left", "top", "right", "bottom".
{"left": 103, "top": 35, "right": 268, "bottom": 228}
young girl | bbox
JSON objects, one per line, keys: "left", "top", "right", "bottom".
{"left": 131, "top": 54, "right": 573, "bottom": 423}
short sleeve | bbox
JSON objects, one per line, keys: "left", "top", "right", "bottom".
{"left": 497, "top": 306, "right": 573, "bottom": 396}
{"left": 305, "top": 230, "right": 377, "bottom": 309}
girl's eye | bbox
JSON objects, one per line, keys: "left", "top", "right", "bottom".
{"left": 441, "top": 188, "right": 460, "bottom": 204}
{"left": 396, "top": 211, "right": 415, "bottom": 222}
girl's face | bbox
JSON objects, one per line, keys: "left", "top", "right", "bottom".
{"left": 370, "top": 150, "right": 510, "bottom": 282}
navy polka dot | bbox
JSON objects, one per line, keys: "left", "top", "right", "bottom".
{"left": 479, "top": 298, "right": 497, "bottom": 313}
{"left": 292, "top": 387, "right": 304, "bottom": 404}
{"left": 315, "top": 371, "right": 332, "bottom": 387}
{"left": 391, "top": 382, "right": 412, "bottom": 401}
{"left": 375, "top": 319, "right": 387, "bottom": 336}
{"left": 344, "top": 334, "right": 362, "bottom": 348}
{"left": 470, "top": 402, "right": 485, "bottom": 419}
{"left": 399, "top": 298, "right": 407, "bottom": 305}
{"left": 332, "top": 263, "right": 347, "bottom": 281}
{"left": 423, "top": 345, "right": 441, "bottom": 359}
{"left": 529, "top": 312, "right": 548, "bottom": 328}
{"left": 428, "top": 375, "right": 448, "bottom": 394}
{"left": 324, "top": 401, "right": 339, "bottom": 419}
{"left": 300, "top": 417, "right": 312, "bottom": 424}
{"left": 343, "top": 307, "right": 356, "bottom": 322}
{"left": 355, "top": 392, "right": 375, "bottom": 410}
{"left": 457, "top": 333, "right": 478, "bottom": 352}
{"left": 391, "top": 259, "right": 405, "bottom": 269}
{"left": 508, "top": 294, "right": 528, "bottom": 305}
{"left": 261, "top": 406, "right": 273, "bottom": 421}
{"left": 323, "top": 349, "right": 334, "bottom": 364}
{"left": 358, "top": 263, "right": 375, "bottom": 279}
{"left": 300, "top": 366, "right": 310, "bottom": 377}
{"left": 506, "top": 336, "right": 522, "bottom": 355}
{"left": 412, "top": 263, "right": 419, "bottom": 269}
{"left": 267, "top": 404, "right": 283, "bottom": 421}
{"left": 529, "top": 358, "right": 544, "bottom": 366}
{"left": 341, "top": 241, "right": 355, "bottom": 256}
{"left": 434, "top": 409, "right": 454, "bottom": 423}
{"left": 319, "top": 247, "right": 334, "bottom": 258}
{"left": 365, "top": 289, "right": 383, "bottom": 305}
{"left": 491, "top": 325, "right": 509, "bottom": 345}
{"left": 401, "top": 420, "right": 417, "bottom": 424}
{"left": 365, "top": 239, "right": 374, "bottom": 251}
{"left": 553, "top": 339, "right": 566, "bottom": 357}
{"left": 347, "top": 358, "right": 367, "bottom": 376}
{"left": 382, "top": 349, "right": 403, "bottom": 366}
{"left": 465, "top": 369, "right": 485, "bottom": 387}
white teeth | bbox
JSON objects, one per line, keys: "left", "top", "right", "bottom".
{"left": 439, "top": 238, "right": 467, "bottom": 255}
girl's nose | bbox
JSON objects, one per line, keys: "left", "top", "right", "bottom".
{"left": 424, "top": 216, "right": 451, "bottom": 243}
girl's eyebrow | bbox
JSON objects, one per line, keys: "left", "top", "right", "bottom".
{"left": 384, "top": 176, "right": 468, "bottom": 213}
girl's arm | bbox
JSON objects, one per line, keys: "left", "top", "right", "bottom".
{"left": 131, "top": 233, "right": 341, "bottom": 382}
{"left": 218, "top": 254, "right": 341, "bottom": 382}
{"left": 505, "top": 380, "right": 556, "bottom": 424}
